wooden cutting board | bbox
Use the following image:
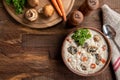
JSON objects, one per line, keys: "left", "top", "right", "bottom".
{"left": 3, "top": 0, "right": 75, "bottom": 28}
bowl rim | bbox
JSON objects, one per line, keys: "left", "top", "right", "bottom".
{"left": 61, "top": 27, "right": 112, "bottom": 76}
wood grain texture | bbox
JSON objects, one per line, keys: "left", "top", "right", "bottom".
{"left": 0, "top": 0, "right": 119, "bottom": 80}
{"left": 3, "top": 0, "right": 75, "bottom": 28}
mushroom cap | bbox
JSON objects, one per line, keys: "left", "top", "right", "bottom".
{"left": 25, "top": 9, "right": 38, "bottom": 22}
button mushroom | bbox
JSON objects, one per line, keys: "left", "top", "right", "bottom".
{"left": 93, "top": 35, "right": 101, "bottom": 42}
{"left": 25, "top": 9, "right": 38, "bottom": 22}
{"left": 27, "top": 0, "right": 39, "bottom": 7}
{"left": 43, "top": 4, "right": 54, "bottom": 17}
{"left": 82, "top": 42, "right": 89, "bottom": 48}
{"left": 95, "top": 54, "right": 101, "bottom": 65}
{"left": 80, "top": 64, "right": 87, "bottom": 70}
{"left": 87, "top": 46, "right": 98, "bottom": 53}
{"left": 67, "top": 46, "right": 77, "bottom": 55}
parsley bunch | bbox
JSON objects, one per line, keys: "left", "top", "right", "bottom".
{"left": 6, "top": 0, "right": 26, "bottom": 14}
{"left": 72, "top": 29, "right": 91, "bottom": 46}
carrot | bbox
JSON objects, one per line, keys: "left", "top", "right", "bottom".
{"left": 77, "top": 52, "right": 81, "bottom": 55}
{"left": 101, "top": 59, "right": 106, "bottom": 64}
{"left": 90, "top": 63, "right": 96, "bottom": 69}
{"left": 102, "top": 45, "right": 107, "bottom": 51}
{"left": 51, "top": 0, "right": 62, "bottom": 16}
{"left": 82, "top": 57, "right": 88, "bottom": 62}
{"left": 67, "top": 58, "right": 71, "bottom": 62}
{"left": 57, "top": 0, "right": 67, "bottom": 21}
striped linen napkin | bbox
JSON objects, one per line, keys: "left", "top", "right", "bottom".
{"left": 102, "top": 4, "right": 120, "bottom": 80}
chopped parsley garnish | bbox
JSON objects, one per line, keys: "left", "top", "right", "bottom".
{"left": 72, "top": 29, "right": 91, "bottom": 46}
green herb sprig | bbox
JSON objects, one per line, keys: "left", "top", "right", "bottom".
{"left": 6, "top": 0, "right": 26, "bottom": 14}
{"left": 72, "top": 29, "right": 91, "bottom": 46}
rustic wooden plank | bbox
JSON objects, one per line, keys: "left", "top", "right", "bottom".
{"left": 0, "top": 41, "right": 22, "bottom": 57}
{"left": 22, "top": 34, "right": 66, "bottom": 47}
{"left": 0, "top": 0, "right": 2, "bottom": 8}
{"left": 22, "top": 34, "right": 67, "bottom": 60}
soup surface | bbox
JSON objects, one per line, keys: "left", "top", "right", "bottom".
{"left": 63, "top": 29, "right": 108, "bottom": 74}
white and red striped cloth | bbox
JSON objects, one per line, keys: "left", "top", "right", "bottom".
{"left": 102, "top": 4, "right": 120, "bottom": 80}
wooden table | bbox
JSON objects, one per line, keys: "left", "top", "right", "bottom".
{"left": 0, "top": 0, "right": 119, "bottom": 80}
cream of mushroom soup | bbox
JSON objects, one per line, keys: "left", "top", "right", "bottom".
{"left": 62, "top": 29, "right": 108, "bottom": 74}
